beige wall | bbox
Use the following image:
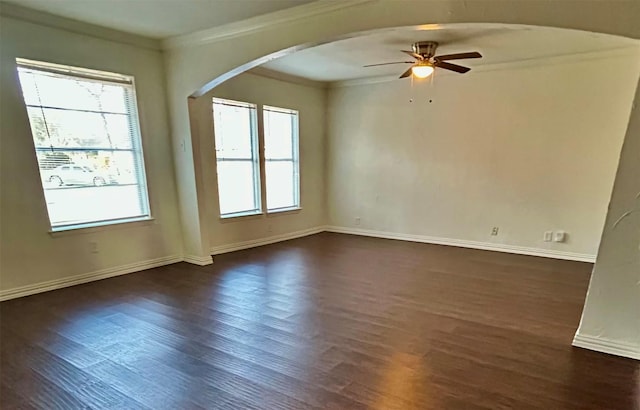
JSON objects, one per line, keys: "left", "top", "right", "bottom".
{"left": 0, "top": 16, "right": 183, "bottom": 294}
{"left": 165, "top": 0, "right": 640, "bottom": 262}
{"left": 1, "top": 0, "right": 639, "bottom": 359}
{"left": 326, "top": 50, "right": 640, "bottom": 258}
{"left": 190, "top": 73, "right": 327, "bottom": 251}
{"left": 165, "top": 0, "right": 640, "bottom": 359}
{"left": 574, "top": 81, "right": 640, "bottom": 359}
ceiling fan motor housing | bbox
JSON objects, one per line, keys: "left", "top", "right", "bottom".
{"left": 412, "top": 41, "right": 439, "bottom": 59}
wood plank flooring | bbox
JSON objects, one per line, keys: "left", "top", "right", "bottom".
{"left": 1, "top": 232, "right": 638, "bottom": 409}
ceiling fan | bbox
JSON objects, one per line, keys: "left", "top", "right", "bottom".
{"left": 364, "top": 41, "right": 482, "bottom": 79}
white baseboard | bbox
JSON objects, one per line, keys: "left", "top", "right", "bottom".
{"left": 210, "top": 226, "right": 325, "bottom": 255}
{"left": 0, "top": 255, "right": 182, "bottom": 302}
{"left": 0, "top": 224, "right": 596, "bottom": 302}
{"left": 572, "top": 334, "right": 640, "bottom": 361}
{"left": 183, "top": 254, "right": 214, "bottom": 266}
{"left": 0, "top": 226, "right": 324, "bottom": 301}
{"left": 325, "top": 226, "right": 596, "bottom": 263}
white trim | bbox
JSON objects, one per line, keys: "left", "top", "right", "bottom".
{"left": 0, "top": 3, "right": 161, "bottom": 50}
{"left": 163, "top": 0, "right": 374, "bottom": 49}
{"left": 49, "top": 217, "right": 155, "bottom": 236}
{"left": 210, "top": 226, "right": 324, "bottom": 255}
{"left": 330, "top": 75, "right": 399, "bottom": 88}
{"left": 0, "top": 225, "right": 597, "bottom": 302}
{"left": 249, "top": 67, "right": 328, "bottom": 89}
{"left": 267, "top": 206, "right": 302, "bottom": 215}
{"left": 572, "top": 334, "right": 640, "bottom": 361}
{"left": 330, "top": 46, "right": 640, "bottom": 88}
{"left": 0, "top": 255, "right": 182, "bottom": 302}
{"left": 183, "top": 255, "right": 214, "bottom": 266}
{"left": 325, "top": 226, "right": 596, "bottom": 262}
{"left": 220, "top": 210, "right": 263, "bottom": 220}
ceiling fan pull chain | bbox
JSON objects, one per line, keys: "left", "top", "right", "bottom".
{"left": 409, "top": 74, "right": 414, "bottom": 102}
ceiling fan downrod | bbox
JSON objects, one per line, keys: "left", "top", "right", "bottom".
{"left": 412, "top": 41, "right": 439, "bottom": 59}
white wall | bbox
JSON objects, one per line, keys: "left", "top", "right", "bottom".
{"left": 0, "top": 16, "right": 183, "bottom": 296}
{"left": 326, "top": 51, "right": 640, "bottom": 259}
{"left": 573, "top": 81, "right": 640, "bottom": 360}
{"left": 189, "top": 73, "right": 326, "bottom": 252}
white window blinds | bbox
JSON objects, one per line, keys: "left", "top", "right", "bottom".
{"left": 264, "top": 106, "right": 300, "bottom": 211}
{"left": 16, "top": 58, "right": 150, "bottom": 230}
{"left": 212, "top": 98, "right": 261, "bottom": 217}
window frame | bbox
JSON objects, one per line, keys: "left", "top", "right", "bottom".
{"left": 212, "top": 98, "right": 262, "bottom": 219}
{"left": 263, "top": 105, "right": 301, "bottom": 213}
{"left": 16, "top": 58, "right": 152, "bottom": 232}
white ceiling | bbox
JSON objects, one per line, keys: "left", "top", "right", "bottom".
{"left": 2, "top": 0, "right": 316, "bottom": 38}
{"left": 261, "top": 25, "right": 640, "bottom": 82}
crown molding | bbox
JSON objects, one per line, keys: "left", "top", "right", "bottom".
{"left": 0, "top": 2, "right": 161, "bottom": 51}
{"left": 329, "top": 74, "right": 398, "bottom": 88}
{"left": 330, "top": 45, "right": 640, "bottom": 88}
{"left": 248, "top": 67, "right": 328, "bottom": 89}
{"left": 162, "top": 0, "right": 374, "bottom": 50}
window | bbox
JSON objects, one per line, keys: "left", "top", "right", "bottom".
{"left": 212, "top": 99, "right": 300, "bottom": 218}
{"left": 16, "top": 58, "right": 150, "bottom": 231}
{"left": 263, "top": 106, "right": 300, "bottom": 212}
{"left": 212, "top": 98, "right": 261, "bottom": 217}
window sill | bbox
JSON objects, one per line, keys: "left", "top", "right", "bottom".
{"left": 49, "top": 217, "right": 155, "bottom": 237}
{"left": 267, "top": 207, "right": 302, "bottom": 216}
{"left": 219, "top": 210, "right": 263, "bottom": 222}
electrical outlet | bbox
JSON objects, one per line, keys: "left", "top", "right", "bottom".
{"left": 267, "top": 224, "right": 272, "bottom": 233}
{"left": 355, "top": 217, "right": 361, "bottom": 226}
{"left": 544, "top": 231, "right": 553, "bottom": 242}
{"left": 553, "top": 231, "right": 566, "bottom": 243}
{"left": 89, "top": 241, "right": 99, "bottom": 254}
{"left": 491, "top": 226, "right": 499, "bottom": 236}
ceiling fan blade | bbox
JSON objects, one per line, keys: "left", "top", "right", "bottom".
{"left": 399, "top": 66, "right": 414, "bottom": 79}
{"left": 435, "top": 61, "right": 471, "bottom": 73}
{"left": 363, "top": 61, "right": 415, "bottom": 67}
{"left": 401, "top": 50, "right": 423, "bottom": 60}
{"left": 434, "top": 51, "right": 482, "bottom": 61}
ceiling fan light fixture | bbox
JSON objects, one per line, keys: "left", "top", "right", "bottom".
{"left": 411, "top": 64, "right": 434, "bottom": 78}
{"left": 363, "top": 42, "right": 481, "bottom": 78}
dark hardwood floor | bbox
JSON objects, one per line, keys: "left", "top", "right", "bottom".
{"left": 1, "top": 232, "right": 638, "bottom": 409}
